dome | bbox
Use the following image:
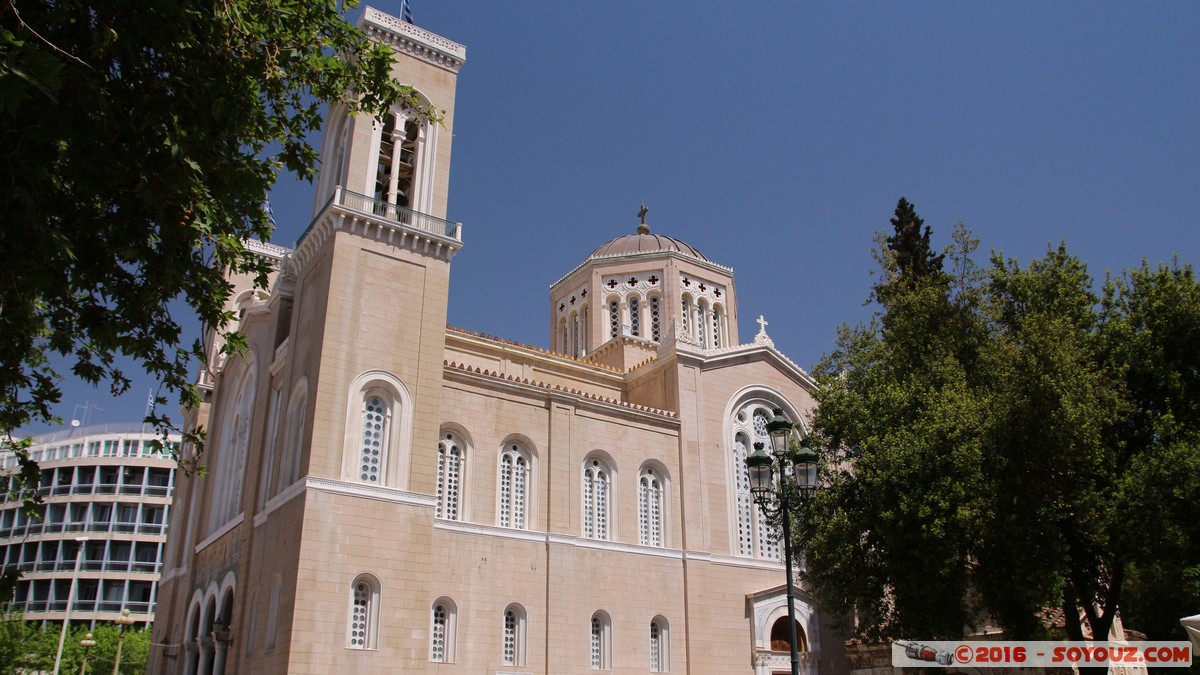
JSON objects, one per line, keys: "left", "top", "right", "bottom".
{"left": 586, "top": 223, "right": 708, "bottom": 262}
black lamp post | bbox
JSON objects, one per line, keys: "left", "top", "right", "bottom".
{"left": 745, "top": 408, "right": 819, "bottom": 675}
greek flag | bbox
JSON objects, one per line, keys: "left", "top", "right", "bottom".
{"left": 401, "top": 0, "right": 413, "bottom": 23}
{"left": 264, "top": 199, "right": 277, "bottom": 229}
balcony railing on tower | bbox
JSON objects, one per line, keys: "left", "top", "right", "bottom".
{"left": 303, "top": 187, "right": 462, "bottom": 244}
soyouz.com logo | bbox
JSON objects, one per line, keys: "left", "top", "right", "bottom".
{"left": 892, "top": 641, "right": 1193, "bottom": 668}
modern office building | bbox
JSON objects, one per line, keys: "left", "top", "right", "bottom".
{"left": 0, "top": 422, "right": 179, "bottom": 626}
{"left": 151, "top": 7, "right": 849, "bottom": 674}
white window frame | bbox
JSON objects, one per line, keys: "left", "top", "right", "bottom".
{"left": 650, "top": 616, "right": 670, "bottom": 672}
{"left": 430, "top": 597, "right": 457, "bottom": 663}
{"left": 497, "top": 441, "right": 532, "bottom": 529}
{"left": 590, "top": 611, "right": 612, "bottom": 670}
{"left": 582, "top": 455, "right": 615, "bottom": 541}
{"left": 347, "top": 574, "right": 380, "bottom": 650}
{"left": 502, "top": 603, "right": 527, "bottom": 667}
{"left": 341, "top": 371, "right": 413, "bottom": 489}
{"left": 638, "top": 465, "right": 666, "bottom": 547}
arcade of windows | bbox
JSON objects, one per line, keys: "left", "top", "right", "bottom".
{"left": 345, "top": 583, "right": 669, "bottom": 671}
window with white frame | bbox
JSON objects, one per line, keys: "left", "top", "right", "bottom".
{"left": 650, "top": 616, "right": 669, "bottom": 672}
{"left": 590, "top": 611, "right": 611, "bottom": 670}
{"left": 732, "top": 403, "right": 783, "bottom": 560}
{"left": 436, "top": 434, "right": 465, "bottom": 520}
{"left": 638, "top": 467, "right": 664, "bottom": 547}
{"left": 582, "top": 457, "right": 612, "bottom": 540}
{"left": 430, "top": 598, "right": 457, "bottom": 663}
{"left": 498, "top": 443, "right": 530, "bottom": 529}
{"left": 348, "top": 575, "right": 379, "bottom": 649}
{"left": 502, "top": 603, "right": 527, "bottom": 667}
{"left": 358, "top": 391, "right": 392, "bottom": 484}
{"left": 629, "top": 295, "right": 641, "bottom": 337}
{"left": 608, "top": 299, "right": 620, "bottom": 340}
{"left": 696, "top": 300, "right": 708, "bottom": 348}
{"left": 711, "top": 304, "right": 723, "bottom": 348}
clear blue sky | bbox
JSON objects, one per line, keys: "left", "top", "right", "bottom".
{"left": 28, "top": 1, "right": 1200, "bottom": 434}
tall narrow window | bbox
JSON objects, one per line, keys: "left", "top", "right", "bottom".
{"left": 639, "top": 468, "right": 664, "bottom": 547}
{"left": 582, "top": 458, "right": 611, "bottom": 540}
{"left": 559, "top": 318, "right": 568, "bottom": 354}
{"left": 436, "top": 434, "right": 465, "bottom": 520}
{"left": 681, "top": 297, "right": 691, "bottom": 338}
{"left": 359, "top": 393, "right": 391, "bottom": 483}
{"left": 590, "top": 612, "right": 611, "bottom": 670}
{"left": 732, "top": 403, "right": 784, "bottom": 560}
{"left": 430, "top": 598, "right": 456, "bottom": 663}
{"left": 629, "top": 296, "right": 641, "bottom": 337}
{"left": 609, "top": 300, "right": 620, "bottom": 340}
{"left": 712, "top": 305, "right": 722, "bottom": 348}
{"left": 696, "top": 302, "right": 708, "bottom": 348}
{"left": 502, "top": 604, "right": 526, "bottom": 667}
{"left": 498, "top": 444, "right": 530, "bottom": 529}
{"left": 571, "top": 312, "right": 581, "bottom": 356}
{"left": 266, "top": 574, "right": 281, "bottom": 650}
{"left": 650, "top": 617, "right": 669, "bottom": 672}
{"left": 348, "top": 576, "right": 379, "bottom": 650}
{"left": 650, "top": 296, "right": 661, "bottom": 342}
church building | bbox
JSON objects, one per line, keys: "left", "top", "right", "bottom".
{"left": 151, "top": 7, "right": 848, "bottom": 674}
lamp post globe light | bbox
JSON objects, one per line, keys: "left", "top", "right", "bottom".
{"left": 78, "top": 632, "right": 97, "bottom": 675}
{"left": 112, "top": 608, "right": 136, "bottom": 675}
{"left": 745, "top": 408, "right": 820, "bottom": 675}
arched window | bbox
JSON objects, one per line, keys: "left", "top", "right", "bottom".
{"left": 348, "top": 575, "right": 380, "bottom": 650}
{"left": 732, "top": 402, "right": 785, "bottom": 560}
{"left": 342, "top": 372, "right": 412, "bottom": 488}
{"left": 770, "top": 616, "right": 808, "bottom": 653}
{"left": 629, "top": 295, "right": 641, "bottom": 337}
{"left": 571, "top": 311, "right": 581, "bottom": 356}
{"left": 650, "top": 616, "right": 670, "bottom": 672}
{"left": 608, "top": 299, "right": 620, "bottom": 340}
{"left": 370, "top": 107, "right": 436, "bottom": 215}
{"left": 711, "top": 303, "right": 724, "bottom": 348}
{"left": 209, "top": 358, "right": 257, "bottom": 529}
{"left": 638, "top": 467, "right": 664, "bottom": 547}
{"left": 430, "top": 597, "right": 457, "bottom": 663}
{"left": 502, "top": 603, "right": 527, "bottom": 667}
{"left": 649, "top": 295, "right": 662, "bottom": 342}
{"left": 590, "top": 611, "right": 611, "bottom": 670}
{"left": 436, "top": 433, "right": 466, "bottom": 520}
{"left": 559, "top": 317, "right": 568, "bottom": 354}
{"left": 681, "top": 295, "right": 692, "bottom": 339}
{"left": 582, "top": 457, "right": 612, "bottom": 540}
{"left": 279, "top": 384, "right": 307, "bottom": 493}
{"left": 498, "top": 443, "right": 530, "bottom": 529}
{"left": 696, "top": 300, "right": 708, "bottom": 349}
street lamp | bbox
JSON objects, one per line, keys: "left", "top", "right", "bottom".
{"left": 112, "top": 608, "right": 136, "bottom": 675}
{"left": 745, "top": 408, "right": 820, "bottom": 675}
{"left": 78, "top": 632, "right": 96, "bottom": 675}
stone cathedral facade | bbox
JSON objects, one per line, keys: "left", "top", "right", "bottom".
{"left": 151, "top": 7, "right": 848, "bottom": 674}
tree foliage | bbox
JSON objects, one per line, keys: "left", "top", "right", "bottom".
{"left": 801, "top": 198, "right": 1200, "bottom": 645}
{"left": 0, "top": 615, "right": 149, "bottom": 674}
{"left": 0, "top": 0, "right": 424, "bottom": 490}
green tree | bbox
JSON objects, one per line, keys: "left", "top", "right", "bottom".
{"left": 801, "top": 205, "right": 1200, "bottom": 649}
{"left": 0, "top": 0, "right": 427, "bottom": 494}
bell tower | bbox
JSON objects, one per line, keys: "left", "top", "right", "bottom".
{"left": 312, "top": 7, "right": 466, "bottom": 221}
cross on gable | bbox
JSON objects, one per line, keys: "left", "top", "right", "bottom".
{"left": 756, "top": 315, "right": 768, "bottom": 333}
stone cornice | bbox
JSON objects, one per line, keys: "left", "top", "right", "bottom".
{"left": 361, "top": 7, "right": 466, "bottom": 73}
{"left": 443, "top": 359, "right": 679, "bottom": 421}
{"left": 548, "top": 249, "right": 735, "bottom": 292}
{"left": 291, "top": 199, "right": 461, "bottom": 278}
{"left": 702, "top": 341, "right": 818, "bottom": 390}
